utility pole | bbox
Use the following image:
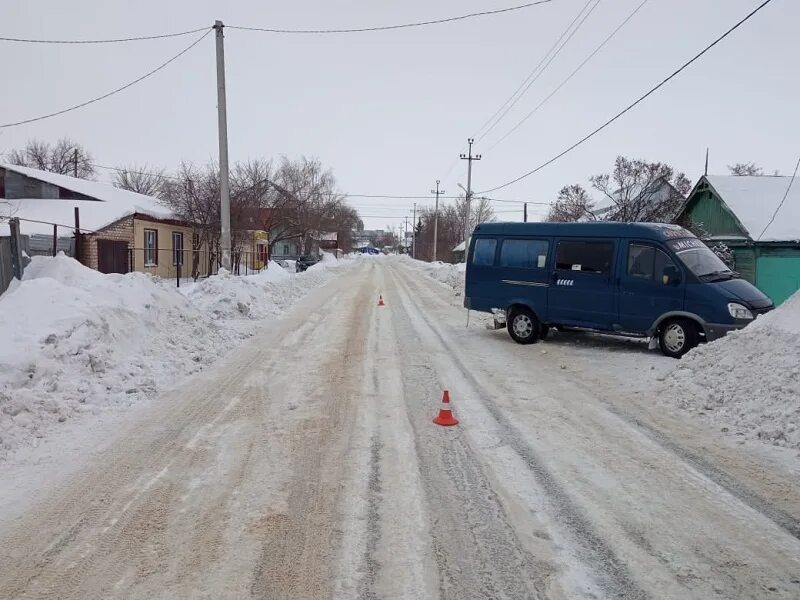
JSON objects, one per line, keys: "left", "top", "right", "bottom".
{"left": 459, "top": 138, "right": 481, "bottom": 262}
{"left": 404, "top": 216, "right": 409, "bottom": 254}
{"left": 214, "top": 20, "right": 232, "bottom": 271}
{"left": 524, "top": 202, "right": 528, "bottom": 223}
{"left": 412, "top": 202, "right": 417, "bottom": 259}
{"left": 73, "top": 148, "right": 78, "bottom": 178}
{"left": 430, "top": 180, "right": 444, "bottom": 262}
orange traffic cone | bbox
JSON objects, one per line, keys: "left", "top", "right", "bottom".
{"left": 433, "top": 390, "right": 459, "bottom": 426}
{"left": 378, "top": 295, "right": 385, "bottom": 307}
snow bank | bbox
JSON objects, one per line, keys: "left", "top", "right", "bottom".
{"left": 667, "top": 291, "right": 800, "bottom": 449}
{"left": 0, "top": 255, "right": 350, "bottom": 458}
{"left": 395, "top": 256, "right": 465, "bottom": 294}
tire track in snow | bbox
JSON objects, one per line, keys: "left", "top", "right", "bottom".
{"left": 357, "top": 436, "right": 383, "bottom": 600}
{"left": 388, "top": 263, "right": 647, "bottom": 600}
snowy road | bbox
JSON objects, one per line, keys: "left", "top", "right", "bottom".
{"left": 1, "top": 258, "right": 799, "bottom": 599}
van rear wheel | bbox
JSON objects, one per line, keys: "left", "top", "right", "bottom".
{"left": 507, "top": 307, "right": 540, "bottom": 345}
{"left": 659, "top": 318, "right": 698, "bottom": 358}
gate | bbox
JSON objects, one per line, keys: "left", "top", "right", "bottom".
{"left": 97, "top": 240, "right": 130, "bottom": 274}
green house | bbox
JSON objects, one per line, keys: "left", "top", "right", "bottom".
{"left": 677, "top": 175, "right": 800, "bottom": 305}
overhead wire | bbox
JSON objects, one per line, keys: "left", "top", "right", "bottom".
{"left": 485, "top": 0, "right": 650, "bottom": 153}
{"left": 0, "top": 28, "right": 212, "bottom": 128}
{"left": 757, "top": 157, "right": 800, "bottom": 241}
{"left": 0, "top": 26, "right": 210, "bottom": 44}
{"left": 226, "top": 1, "right": 554, "bottom": 34}
{"left": 478, "top": 0, "right": 775, "bottom": 194}
{"left": 472, "top": 0, "right": 600, "bottom": 141}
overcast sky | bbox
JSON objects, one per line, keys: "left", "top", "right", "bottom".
{"left": 2, "top": 0, "right": 798, "bottom": 233}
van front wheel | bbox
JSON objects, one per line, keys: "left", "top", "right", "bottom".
{"left": 508, "top": 307, "right": 540, "bottom": 345}
{"left": 658, "top": 318, "right": 698, "bottom": 358}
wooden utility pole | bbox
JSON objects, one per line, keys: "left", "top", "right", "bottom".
{"left": 430, "top": 180, "right": 445, "bottom": 262}
{"left": 460, "top": 138, "right": 481, "bottom": 262}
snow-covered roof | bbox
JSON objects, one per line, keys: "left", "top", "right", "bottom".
{"left": 1, "top": 164, "right": 173, "bottom": 236}
{"left": 452, "top": 241, "right": 466, "bottom": 252}
{"left": 705, "top": 175, "right": 800, "bottom": 242}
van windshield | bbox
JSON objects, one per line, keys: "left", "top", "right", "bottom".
{"left": 667, "top": 238, "right": 733, "bottom": 279}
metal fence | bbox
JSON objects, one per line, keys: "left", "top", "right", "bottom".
{"left": 122, "top": 248, "right": 271, "bottom": 287}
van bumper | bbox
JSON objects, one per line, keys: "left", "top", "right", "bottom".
{"left": 704, "top": 322, "right": 742, "bottom": 342}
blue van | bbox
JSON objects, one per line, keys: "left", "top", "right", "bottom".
{"left": 464, "top": 222, "right": 773, "bottom": 357}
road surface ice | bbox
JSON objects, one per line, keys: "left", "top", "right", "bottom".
{"left": 0, "top": 257, "right": 798, "bottom": 599}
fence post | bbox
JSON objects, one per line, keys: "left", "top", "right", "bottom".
{"left": 52, "top": 224, "right": 58, "bottom": 257}
{"left": 73, "top": 207, "right": 81, "bottom": 263}
{"left": 9, "top": 218, "right": 24, "bottom": 280}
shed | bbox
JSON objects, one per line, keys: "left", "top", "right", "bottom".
{"left": 676, "top": 175, "right": 800, "bottom": 304}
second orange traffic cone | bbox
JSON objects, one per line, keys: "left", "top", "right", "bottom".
{"left": 378, "top": 295, "right": 385, "bottom": 306}
{"left": 433, "top": 390, "right": 459, "bottom": 426}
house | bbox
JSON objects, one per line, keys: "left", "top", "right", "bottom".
{"left": 1, "top": 164, "right": 209, "bottom": 279}
{"left": 676, "top": 175, "right": 800, "bottom": 305}
{"left": 591, "top": 177, "right": 684, "bottom": 221}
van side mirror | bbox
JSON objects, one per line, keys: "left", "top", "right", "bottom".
{"left": 663, "top": 265, "right": 681, "bottom": 285}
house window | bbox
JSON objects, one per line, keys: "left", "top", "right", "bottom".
{"left": 144, "top": 229, "right": 158, "bottom": 266}
{"left": 472, "top": 238, "right": 497, "bottom": 266}
{"left": 283, "top": 244, "right": 289, "bottom": 255}
{"left": 500, "top": 239, "right": 549, "bottom": 269}
{"left": 555, "top": 240, "right": 614, "bottom": 274}
{"left": 172, "top": 232, "right": 184, "bottom": 266}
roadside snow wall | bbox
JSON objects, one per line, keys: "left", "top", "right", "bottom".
{"left": 668, "top": 290, "right": 800, "bottom": 449}
{"left": 0, "top": 254, "right": 348, "bottom": 458}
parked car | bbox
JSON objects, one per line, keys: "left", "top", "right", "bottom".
{"left": 464, "top": 222, "right": 773, "bottom": 358}
{"left": 295, "top": 255, "right": 320, "bottom": 272}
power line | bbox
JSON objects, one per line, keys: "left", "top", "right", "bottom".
{"left": 476, "top": 0, "right": 600, "bottom": 142}
{"left": 486, "top": 0, "right": 650, "bottom": 152}
{"left": 0, "top": 28, "right": 212, "bottom": 128}
{"left": 473, "top": 0, "right": 593, "bottom": 142}
{"left": 0, "top": 26, "right": 210, "bottom": 44}
{"left": 479, "top": 0, "right": 775, "bottom": 194}
{"left": 758, "top": 157, "right": 800, "bottom": 241}
{"left": 227, "top": 1, "right": 554, "bottom": 34}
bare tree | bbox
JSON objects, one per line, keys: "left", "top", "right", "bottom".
{"left": 413, "top": 195, "right": 495, "bottom": 262}
{"left": 546, "top": 184, "right": 595, "bottom": 222}
{"left": 6, "top": 138, "right": 96, "bottom": 179}
{"left": 112, "top": 164, "right": 167, "bottom": 198}
{"left": 590, "top": 156, "right": 691, "bottom": 223}
{"left": 727, "top": 162, "right": 763, "bottom": 176}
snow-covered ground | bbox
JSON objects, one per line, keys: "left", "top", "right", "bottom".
{"left": 0, "top": 253, "right": 353, "bottom": 460}
{"left": 399, "top": 256, "right": 800, "bottom": 453}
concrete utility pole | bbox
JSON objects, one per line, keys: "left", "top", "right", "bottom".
{"left": 215, "top": 20, "right": 232, "bottom": 271}
{"left": 412, "top": 202, "right": 417, "bottom": 259}
{"left": 430, "top": 180, "right": 444, "bottom": 262}
{"left": 460, "top": 138, "right": 481, "bottom": 262}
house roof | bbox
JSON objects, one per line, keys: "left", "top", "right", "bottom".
{"left": 453, "top": 241, "right": 466, "bottom": 252}
{"left": 591, "top": 177, "right": 680, "bottom": 218}
{"left": 1, "top": 164, "right": 173, "bottom": 236}
{"left": 703, "top": 175, "right": 800, "bottom": 242}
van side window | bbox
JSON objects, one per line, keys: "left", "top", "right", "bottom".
{"left": 655, "top": 249, "right": 678, "bottom": 285}
{"left": 628, "top": 244, "right": 655, "bottom": 279}
{"left": 472, "top": 238, "right": 497, "bottom": 266}
{"left": 555, "top": 240, "right": 614, "bottom": 274}
{"left": 500, "top": 239, "right": 549, "bottom": 269}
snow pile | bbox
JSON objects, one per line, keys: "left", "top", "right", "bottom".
{"left": 0, "top": 254, "right": 350, "bottom": 458}
{"left": 397, "top": 256, "right": 465, "bottom": 294}
{"left": 667, "top": 291, "right": 800, "bottom": 449}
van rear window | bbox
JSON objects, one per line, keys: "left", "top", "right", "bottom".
{"left": 500, "top": 239, "right": 549, "bottom": 269}
{"left": 555, "top": 240, "right": 614, "bottom": 274}
{"left": 472, "top": 238, "right": 497, "bottom": 266}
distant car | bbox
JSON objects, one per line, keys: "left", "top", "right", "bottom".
{"left": 295, "top": 255, "right": 320, "bottom": 272}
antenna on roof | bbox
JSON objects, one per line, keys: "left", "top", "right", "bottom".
{"left": 704, "top": 148, "right": 709, "bottom": 176}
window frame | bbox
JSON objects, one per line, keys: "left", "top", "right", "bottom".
{"left": 172, "top": 231, "right": 184, "bottom": 266}
{"left": 554, "top": 239, "right": 615, "bottom": 275}
{"left": 144, "top": 228, "right": 158, "bottom": 267}
{"left": 499, "top": 238, "right": 550, "bottom": 270}
{"left": 472, "top": 237, "right": 498, "bottom": 266}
